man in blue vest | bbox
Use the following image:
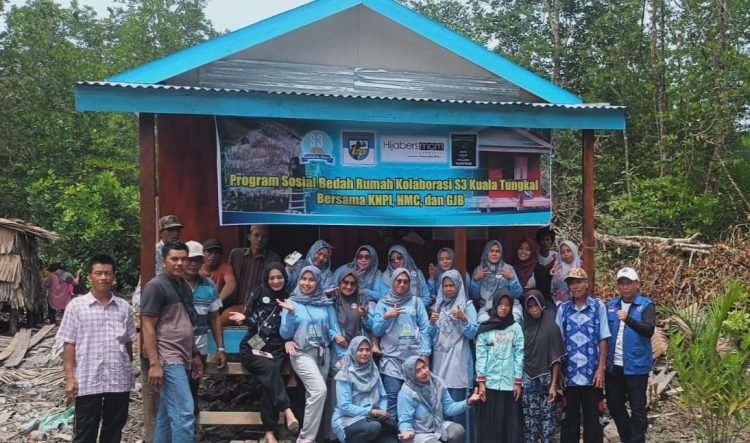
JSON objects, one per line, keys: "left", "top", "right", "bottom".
{"left": 605, "top": 267, "right": 655, "bottom": 443}
{"left": 555, "top": 267, "right": 611, "bottom": 443}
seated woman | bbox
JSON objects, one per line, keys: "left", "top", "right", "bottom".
{"left": 332, "top": 336, "right": 396, "bottom": 443}
{"left": 372, "top": 268, "right": 432, "bottom": 417}
{"left": 286, "top": 240, "right": 335, "bottom": 291}
{"left": 469, "top": 240, "right": 523, "bottom": 323}
{"left": 428, "top": 270, "right": 479, "bottom": 443}
{"left": 397, "top": 356, "right": 481, "bottom": 443}
{"left": 512, "top": 238, "right": 553, "bottom": 311}
{"left": 333, "top": 245, "right": 384, "bottom": 302}
{"left": 427, "top": 248, "right": 471, "bottom": 302}
{"left": 521, "top": 291, "right": 565, "bottom": 443}
{"left": 278, "top": 266, "right": 347, "bottom": 443}
{"left": 229, "top": 262, "right": 299, "bottom": 443}
{"left": 549, "top": 240, "right": 582, "bottom": 305}
{"left": 381, "top": 245, "right": 430, "bottom": 308}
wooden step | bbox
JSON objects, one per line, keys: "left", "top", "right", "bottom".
{"left": 198, "top": 411, "right": 284, "bottom": 426}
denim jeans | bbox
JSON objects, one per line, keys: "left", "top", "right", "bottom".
{"left": 153, "top": 361, "right": 195, "bottom": 443}
{"left": 382, "top": 374, "right": 403, "bottom": 417}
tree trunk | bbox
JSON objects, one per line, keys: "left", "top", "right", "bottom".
{"left": 651, "top": 0, "right": 669, "bottom": 177}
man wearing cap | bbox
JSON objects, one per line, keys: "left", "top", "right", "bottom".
{"left": 156, "top": 215, "right": 184, "bottom": 276}
{"left": 183, "top": 241, "right": 226, "bottom": 415}
{"left": 199, "top": 238, "right": 237, "bottom": 304}
{"left": 224, "top": 225, "right": 280, "bottom": 325}
{"left": 605, "top": 268, "right": 655, "bottom": 443}
{"left": 555, "top": 267, "right": 611, "bottom": 443}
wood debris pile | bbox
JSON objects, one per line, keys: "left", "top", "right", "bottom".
{"left": 0, "top": 325, "right": 145, "bottom": 442}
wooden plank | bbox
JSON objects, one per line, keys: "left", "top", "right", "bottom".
{"left": 27, "top": 325, "right": 55, "bottom": 351}
{"left": 198, "top": 411, "right": 283, "bottom": 426}
{"left": 204, "top": 361, "right": 250, "bottom": 376}
{"left": 0, "top": 331, "right": 21, "bottom": 361}
{"left": 3, "top": 328, "right": 32, "bottom": 368}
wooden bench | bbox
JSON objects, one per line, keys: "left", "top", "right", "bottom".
{"left": 199, "top": 329, "right": 285, "bottom": 428}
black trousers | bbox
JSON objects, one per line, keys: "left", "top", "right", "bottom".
{"left": 73, "top": 392, "right": 130, "bottom": 443}
{"left": 606, "top": 366, "right": 649, "bottom": 443}
{"left": 561, "top": 386, "right": 604, "bottom": 443}
{"left": 240, "top": 347, "right": 291, "bottom": 431}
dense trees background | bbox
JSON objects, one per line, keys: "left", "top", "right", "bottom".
{"left": 1, "top": 0, "right": 748, "bottom": 291}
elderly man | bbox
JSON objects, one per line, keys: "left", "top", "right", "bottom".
{"left": 155, "top": 215, "right": 183, "bottom": 276}
{"left": 57, "top": 254, "right": 136, "bottom": 443}
{"left": 555, "top": 268, "right": 611, "bottom": 443}
{"left": 606, "top": 267, "right": 655, "bottom": 443}
{"left": 199, "top": 238, "right": 237, "bottom": 304}
{"left": 184, "top": 241, "right": 226, "bottom": 415}
{"left": 222, "top": 225, "right": 280, "bottom": 325}
{"left": 142, "top": 241, "right": 203, "bottom": 443}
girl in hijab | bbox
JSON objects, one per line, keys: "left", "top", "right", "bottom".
{"left": 475, "top": 294, "right": 524, "bottom": 443}
{"left": 332, "top": 336, "right": 395, "bottom": 443}
{"left": 397, "top": 356, "right": 481, "bottom": 443}
{"left": 521, "top": 291, "right": 565, "bottom": 443}
{"left": 469, "top": 240, "right": 523, "bottom": 323}
{"left": 279, "top": 266, "right": 347, "bottom": 443}
{"left": 230, "top": 262, "right": 299, "bottom": 443}
{"left": 372, "top": 268, "right": 432, "bottom": 417}
{"left": 549, "top": 240, "right": 582, "bottom": 305}
{"left": 512, "top": 238, "right": 553, "bottom": 311}
{"left": 381, "top": 245, "right": 430, "bottom": 308}
{"left": 286, "top": 240, "right": 335, "bottom": 292}
{"left": 428, "top": 270, "right": 479, "bottom": 443}
{"left": 427, "top": 248, "right": 471, "bottom": 301}
{"left": 333, "top": 245, "right": 384, "bottom": 302}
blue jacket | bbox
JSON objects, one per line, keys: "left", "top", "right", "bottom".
{"left": 606, "top": 293, "right": 654, "bottom": 375}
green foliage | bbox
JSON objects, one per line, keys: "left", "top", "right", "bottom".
{"left": 27, "top": 171, "right": 140, "bottom": 291}
{"left": 0, "top": 0, "right": 214, "bottom": 293}
{"left": 667, "top": 282, "right": 750, "bottom": 442}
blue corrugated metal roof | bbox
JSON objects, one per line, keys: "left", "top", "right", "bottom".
{"left": 77, "top": 81, "right": 624, "bottom": 110}
{"left": 103, "top": 0, "right": 583, "bottom": 104}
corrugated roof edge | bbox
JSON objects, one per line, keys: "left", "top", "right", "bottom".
{"left": 76, "top": 81, "right": 625, "bottom": 109}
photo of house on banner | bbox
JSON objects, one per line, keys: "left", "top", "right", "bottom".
{"left": 216, "top": 116, "right": 552, "bottom": 227}
{"left": 470, "top": 127, "right": 552, "bottom": 212}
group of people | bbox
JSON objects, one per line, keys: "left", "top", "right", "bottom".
{"left": 55, "top": 216, "right": 656, "bottom": 443}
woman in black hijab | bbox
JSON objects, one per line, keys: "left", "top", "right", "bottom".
{"left": 475, "top": 294, "right": 524, "bottom": 443}
{"left": 229, "top": 262, "right": 299, "bottom": 443}
{"left": 520, "top": 290, "right": 565, "bottom": 443}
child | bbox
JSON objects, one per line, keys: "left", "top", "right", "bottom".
{"left": 475, "top": 294, "right": 524, "bottom": 443}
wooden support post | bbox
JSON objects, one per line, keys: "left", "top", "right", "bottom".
{"left": 582, "top": 130, "right": 596, "bottom": 291}
{"left": 454, "top": 227, "right": 467, "bottom": 277}
{"left": 139, "top": 113, "right": 158, "bottom": 442}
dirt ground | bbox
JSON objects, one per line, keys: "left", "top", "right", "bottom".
{"left": 0, "top": 323, "right": 742, "bottom": 443}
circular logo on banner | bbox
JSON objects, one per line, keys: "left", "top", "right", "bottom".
{"left": 300, "top": 130, "right": 334, "bottom": 165}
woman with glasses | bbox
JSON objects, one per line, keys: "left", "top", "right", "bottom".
{"left": 333, "top": 245, "right": 384, "bottom": 302}
{"left": 381, "top": 245, "right": 430, "bottom": 308}
{"left": 372, "top": 268, "right": 432, "bottom": 418}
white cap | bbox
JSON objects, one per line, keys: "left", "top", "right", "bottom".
{"left": 186, "top": 241, "right": 204, "bottom": 258}
{"left": 616, "top": 267, "right": 639, "bottom": 281}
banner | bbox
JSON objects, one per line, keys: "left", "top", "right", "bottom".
{"left": 217, "top": 117, "right": 552, "bottom": 226}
